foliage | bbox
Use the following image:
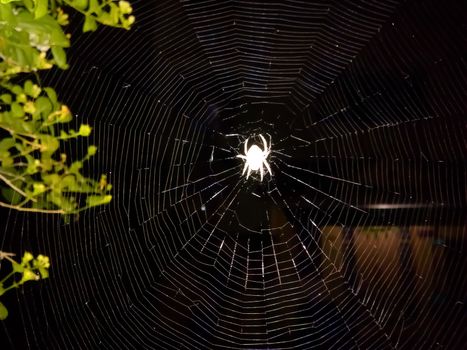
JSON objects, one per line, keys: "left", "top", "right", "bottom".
{"left": 0, "top": 0, "right": 135, "bottom": 77}
{"left": 0, "top": 0, "right": 134, "bottom": 214}
{"left": 0, "top": 80, "right": 113, "bottom": 214}
{"left": 0, "top": 251, "right": 50, "bottom": 320}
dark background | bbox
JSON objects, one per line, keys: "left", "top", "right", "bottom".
{"left": 1, "top": 0, "right": 466, "bottom": 349}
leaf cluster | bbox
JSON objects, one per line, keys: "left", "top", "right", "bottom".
{"left": 0, "top": 0, "right": 135, "bottom": 75}
{"left": 0, "top": 80, "right": 112, "bottom": 214}
{"left": 0, "top": 251, "right": 51, "bottom": 320}
{"left": 0, "top": 0, "right": 134, "bottom": 214}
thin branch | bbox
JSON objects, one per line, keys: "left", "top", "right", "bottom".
{"left": 0, "top": 251, "right": 15, "bottom": 260}
{"left": 0, "top": 201, "right": 64, "bottom": 214}
{"left": 0, "top": 173, "right": 30, "bottom": 199}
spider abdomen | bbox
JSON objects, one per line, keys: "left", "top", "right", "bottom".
{"left": 246, "top": 145, "right": 264, "bottom": 170}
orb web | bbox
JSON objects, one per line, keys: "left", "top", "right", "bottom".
{"left": 1, "top": 0, "right": 466, "bottom": 349}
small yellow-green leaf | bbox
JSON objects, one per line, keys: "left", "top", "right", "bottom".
{"left": 1, "top": 187, "right": 22, "bottom": 205}
{"left": 0, "top": 137, "right": 15, "bottom": 152}
{"left": 32, "top": 183, "right": 46, "bottom": 195}
{"left": 16, "top": 93, "right": 27, "bottom": 103}
{"left": 51, "top": 46, "right": 68, "bottom": 69}
{"left": 38, "top": 267, "right": 49, "bottom": 279}
{"left": 86, "top": 194, "right": 112, "bottom": 208}
{"left": 40, "top": 135, "right": 59, "bottom": 153}
{"left": 58, "top": 105, "right": 72, "bottom": 123}
{"left": 36, "top": 254, "right": 50, "bottom": 268}
{"left": 0, "top": 94, "right": 12, "bottom": 104}
{"left": 11, "top": 102, "right": 24, "bottom": 118}
{"left": 23, "top": 0, "right": 34, "bottom": 11}
{"left": 118, "top": 1, "right": 132, "bottom": 14}
{"left": 72, "top": 0, "right": 87, "bottom": 10}
{"left": 109, "top": 3, "right": 119, "bottom": 24}
{"left": 83, "top": 16, "right": 97, "bottom": 32}
{"left": 11, "top": 260, "right": 24, "bottom": 273}
{"left": 0, "top": 301, "right": 8, "bottom": 320}
{"left": 78, "top": 124, "right": 92, "bottom": 136}
{"left": 44, "top": 87, "right": 57, "bottom": 106}
{"left": 88, "top": 0, "right": 101, "bottom": 14}
{"left": 20, "top": 269, "right": 39, "bottom": 284}
{"left": 34, "top": 0, "right": 48, "bottom": 19}
{"left": 11, "top": 85, "right": 22, "bottom": 95}
{"left": 22, "top": 251, "right": 34, "bottom": 264}
{"left": 69, "top": 161, "right": 83, "bottom": 173}
{"left": 24, "top": 80, "right": 41, "bottom": 98}
{"left": 87, "top": 145, "right": 97, "bottom": 156}
{"left": 35, "top": 96, "right": 52, "bottom": 115}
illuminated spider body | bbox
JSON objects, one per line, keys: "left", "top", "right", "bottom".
{"left": 237, "top": 134, "right": 272, "bottom": 181}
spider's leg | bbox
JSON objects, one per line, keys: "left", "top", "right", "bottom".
{"left": 264, "top": 159, "right": 272, "bottom": 177}
{"left": 242, "top": 163, "right": 248, "bottom": 175}
{"left": 244, "top": 138, "right": 249, "bottom": 155}
{"left": 260, "top": 165, "right": 264, "bottom": 182}
{"left": 246, "top": 167, "right": 252, "bottom": 179}
{"left": 237, "top": 155, "right": 247, "bottom": 159}
{"left": 260, "top": 134, "right": 268, "bottom": 153}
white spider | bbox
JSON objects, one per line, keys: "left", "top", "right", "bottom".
{"left": 237, "top": 134, "right": 272, "bottom": 181}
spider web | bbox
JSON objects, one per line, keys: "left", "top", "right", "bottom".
{"left": 1, "top": 0, "right": 467, "bottom": 349}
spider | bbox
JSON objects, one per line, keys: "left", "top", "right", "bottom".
{"left": 236, "top": 134, "right": 272, "bottom": 181}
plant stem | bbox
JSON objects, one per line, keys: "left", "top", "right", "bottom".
{"left": 0, "top": 201, "right": 64, "bottom": 214}
{"left": 0, "top": 283, "right": 19, "bottom": 295}
{"left": 0, "top": 271, "right": 15, "bottom": 286}
{"left": 0, "top": 173, "right": 30, "bottom": 199}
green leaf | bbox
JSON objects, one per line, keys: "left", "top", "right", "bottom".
{"left": 60, "top": 175, "right": 79, "bottom": 191}
{"left": 42, "top": 173, "right": 60, "bottom": 186}
{"left": 0, "top": 138, "right": 15, "bottom": 152}
{"left": 34, "top": 0, "right": 48, "bottom": 19}
{"left": 11, "top": 85, "right": 22, "bottom": 95}
{"left": 0, "top": 153, "right": 14, "bottom": 167}
{"left": 19, "top": 269, "right": 39, "bottom": 284}
{"left": 86, "top": 194, "right": 112, "bottom": 208}
{"left": 71, "top": 0, "right": 87, "bottom": 10}
{"left": 44, "top": 87, "right": 58, "bottom": 108}
{"left": 40, "top": 135, "right": 59, "bottom": 153}
{"left": 58, "top": 108, "right": 72, "bottom": 123}
{"left": 22, "top": 251, "right": 33, "bottom": 264}
{"left": 11, "top": 260, "right": 24, "bottom": 273}
{"left": 69, "top": 161, "right": 83, "bottom": 174}
{"left": 24, "top": 80, "right": 40, "bottom": 98}
{"left": 38, "top": 267, "right": 49, "bottom": 279}
{"left": 0, "top": 94, "right": 12, "bottom": 104}
{"left": 16, "top": 11, "right": 70, "bottom": 48}
{"left": 88, "top": 0, "right": 101, "bottom": 14}
{"left": 83, "top": 16, "right": 97, "bottom": 32}
{"left": 35, "top": 96, "right": 52, "bottom": 116}
{"left": 10, "top": 102, "right": 24, "bottom": 118}
{"left": 32, "top": 183, "right": 46, "bottom": 195}
{"left": 0, "top": 301, "right": 8, "bottom": 320}
{"left": 109, "top": 2, "right": 119, "bottom": 24}
{"left": 0, "top": 3, "right": 15, "bottom": 25}
{"left": 78, "top": 124, "right": 92, "bottom": 136}
{"left": 87, "top": 145, "right": 97, "bottom": 156}
{"left": 51, "top": 46, "right": 68, "bottom": 69}
{"left": 23, "top": 0, "right": 33, "bottom": 11}
{"left": 1, "top": 187, "right": 21, "bottom": 205}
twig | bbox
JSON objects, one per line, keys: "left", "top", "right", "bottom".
{"left": 0, "top": 173, "right": 31, "bottom": 199}
{"left": 0, "top": 201, "right": 64, "bottom": 214}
